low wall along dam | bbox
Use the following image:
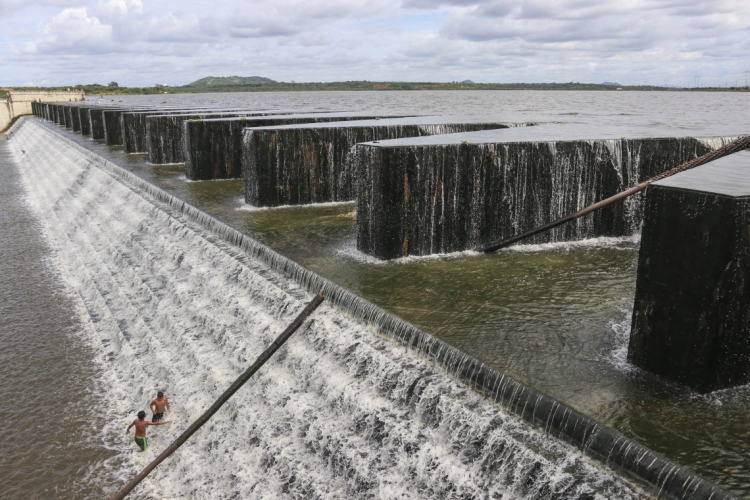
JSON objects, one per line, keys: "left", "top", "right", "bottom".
{"left": 3, "top": 93, "right": 749, "bottom": 499}
{"left": 1, "top": 89, "right": 84, "bottom": 131}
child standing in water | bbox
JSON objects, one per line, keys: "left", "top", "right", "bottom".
{"left": 149, "top": 391, "right": 171, "bottom": 422}
{"left": 126, "top": 411, "right": 172, "bottom": 451}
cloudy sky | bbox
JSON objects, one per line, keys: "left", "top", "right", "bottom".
{"left": 1, "top": 0, "right": 749, "bottom": 87}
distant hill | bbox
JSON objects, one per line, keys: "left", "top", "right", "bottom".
{"left": 601, "top": 81, "right": 622, "bottom": 86}
{"left": 461, "top": 80, "right": 474, "bottom": 84}
{"left": 187, "top": 76, "right": 277, "bottom": 86}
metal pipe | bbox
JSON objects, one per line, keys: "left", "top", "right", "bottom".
{"left": 481, "top": 135, "right": 750, "bottom": 253}
{"left": 110, "top": 293, "right": 325, "bottom": 500}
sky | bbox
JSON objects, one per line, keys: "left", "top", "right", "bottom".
{"left": 1, "top": 0, "right": 749, "bottom": 87}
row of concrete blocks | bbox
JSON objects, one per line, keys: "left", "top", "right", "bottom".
{"left": 33, "top": 102, "right": 750, "bottom": 404}
{"left": 36, "top": 117, "right": 739, "bottom": 500}
{"left": 30, "top": 105, "right": 750, "bottom": 500}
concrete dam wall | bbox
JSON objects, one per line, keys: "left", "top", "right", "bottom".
{"left": 356, "top": 133, "right": 739, "bottom": 259}
{"left": 183, "top": 113, "right": 416, "bottom": 181}
{"left": 242, "top": 120, "right": 530, "bottom": 207}
{"left": 2, "top": 90, "right": 84, "bottom": 131}
{"left": 8, "top": 117, "right": 738, "bottom": 499}
{"left": 630, "top": 150, "right": 750, "bottom": 393}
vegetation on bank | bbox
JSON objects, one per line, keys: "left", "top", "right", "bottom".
{"left": 3, "top": 79, "right": 749, "bottom": 98}
{"left": 162, "top": 80, "right": 750, "bottom": 93}
{"left": 186, "top": 76, "right": 276, "bottom": 86}
{"left": 0, "top": 82, "right": 167, "bottom": 98}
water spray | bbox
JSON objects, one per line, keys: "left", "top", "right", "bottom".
{"left": 110, "top": 293, "right": 325, "bottom": 500}
{"left": 481, "top": 135, "right": 750, "bottom": 253}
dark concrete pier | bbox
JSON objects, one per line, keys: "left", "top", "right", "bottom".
{"left": 103, "top": 107, "right": 177, "bottom": 146}
{"left": 79, "top": 107, "right": 91, "bottom": 135}
{"left": 146, "top": 110, "right": 290, "bottom": 164}
{"left": 355, "top": 126, "right": 739, "bottom": 259}
{"left": 121, "top": 107, "right": 248, "bottom": 154}
{"left": 185, "top": 112, "right": 415, "bottom": 181}
{"left": 629, "top": 150, "right": 750, "bottom": 392}
{"left": 242, "top": 117, "right": 526, "bottom": 207}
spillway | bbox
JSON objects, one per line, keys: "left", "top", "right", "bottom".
{"left": 9, "top": 116, "right": 735, "bottom": 498}
{"left": 356, "top": 126, "right": 741, "bottom": 259}
{"left": 242, "top": 117, "right": 533, "bottom": 207}
{"left": 3, "top": 119, "right": 628, "bottom": 497}
{"left": 183, "top": 112, "right": 414, "bottom": 181}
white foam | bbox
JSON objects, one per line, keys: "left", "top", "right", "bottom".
{"left": 338, "top": 235, "right": 639, "bottom": 265}
{"left": 502, "top": 234, "right": 641, "bottom": 253}
{"left": 606, "top": 307, "right": 635, "bottom": 373}
{"left": 237, "top": 199, "right": 355, "bottom": 211}
{"left": 9, "top": 120, "right": 640, "bottom": 499}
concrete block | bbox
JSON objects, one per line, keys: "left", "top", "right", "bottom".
{"left": 629, "top": 150, "right": 750, "bottom": 392}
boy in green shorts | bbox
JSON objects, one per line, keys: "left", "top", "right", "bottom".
{"left": 126, "top": 410, "right": 172, "bottom": 451}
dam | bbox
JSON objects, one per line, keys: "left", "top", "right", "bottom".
{"left": 5, "top": 90, "right": 750, "bottom": 498}
{"left": 241, "top": 117, "right": 534, "bottom": 206}
{"left": 354, "top": 125, "right": 740, "bottom": 259}
{"left": 182, "top": 112, "right": 421, "bottom": 181}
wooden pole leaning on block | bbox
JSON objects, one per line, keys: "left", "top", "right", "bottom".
{"left": 481, "top": 135, "right": 750, "bottom": 253}
{"left": 110, "top": 293, "right": 325, "bottom": 500}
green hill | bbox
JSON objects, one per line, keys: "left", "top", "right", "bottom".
{"left": 187, "top": 76, "right": 277, "bottom": 86}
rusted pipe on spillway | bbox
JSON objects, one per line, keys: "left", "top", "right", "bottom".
{"left": 481, "top": 134, "right": 750, "bottom": 253}
{"left": 110, "top": 293, "right": 325, "bottom": 500}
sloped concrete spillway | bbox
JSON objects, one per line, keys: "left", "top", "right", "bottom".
{"left": 9, "top": 117, "right": 739, "bottom": 499}
{"left": 355, "top": 126, "right": 741, "bottom": 259}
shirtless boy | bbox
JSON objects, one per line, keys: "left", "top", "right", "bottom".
{"left": 126, "top": 410, "right": 172, "bottom": 451}
{"left": 149, "top": 391, "right": 171, "bottom": 422}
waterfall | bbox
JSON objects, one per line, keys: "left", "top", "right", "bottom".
{"left": 80, "top": 107, "right": 92, "bottom": 136}
{"left": 242, "top": 122, "right": 529, "bottom": 207}
{"left": 89, "top": 108, "right": 106, "bottom": 139}
{"left": 6, "top": 118, "right": 734, "bottom": 500}
{"left": 356, "top": 136, "right": 741, "bottom": 259}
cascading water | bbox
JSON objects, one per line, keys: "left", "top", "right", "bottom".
{"left": 356, "top": 136, "right": 742, "bottom": 259}
{"left": 6, "top": 118, "right": 651, "bottom": 499}
{"left": 89, "top": 108, "right": 107, "bottom": 139}
{"left": 182, "top": 114, "right": 426, "bottom": 181}
{"left": 242, "top": 122, "right": 531, "bottom": 207}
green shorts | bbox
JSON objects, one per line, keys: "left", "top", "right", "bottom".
{"left": 134, "top": 436, "right": 148, "bottom": 451}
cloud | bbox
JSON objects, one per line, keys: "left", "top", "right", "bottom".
{"left": 26, "top": 7, "right": 113, "bottom": 54}
{"left": 229, "top": 0, "right": 395, "bottom": 38}
{"left": 0, "top": 0, "right": 87, "bottom": 18}
{"left": 1, "top": 0, "right": 749, "bottom": 86}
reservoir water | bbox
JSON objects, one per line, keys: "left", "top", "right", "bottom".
{"left": 3, "top": 90, "right": 750, "bottom": 498}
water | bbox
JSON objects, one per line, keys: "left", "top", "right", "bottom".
{"left": 0, "top": 139, "right": 128, "bottom": 498}
{"left": 86, "top": 90, "right": 750, "bottom": 137}
{"left": 2, "top": 119, "right": 652, "bottom": 499}
{"left": 8, "top": 90, "right": 750, "bottom": 497}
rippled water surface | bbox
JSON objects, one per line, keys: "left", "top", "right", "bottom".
{"left": 6, "top": 90, "right": 750, "bottom": 497}
{"left": 0, "top": 141, "right": 130, "bottom": 499}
